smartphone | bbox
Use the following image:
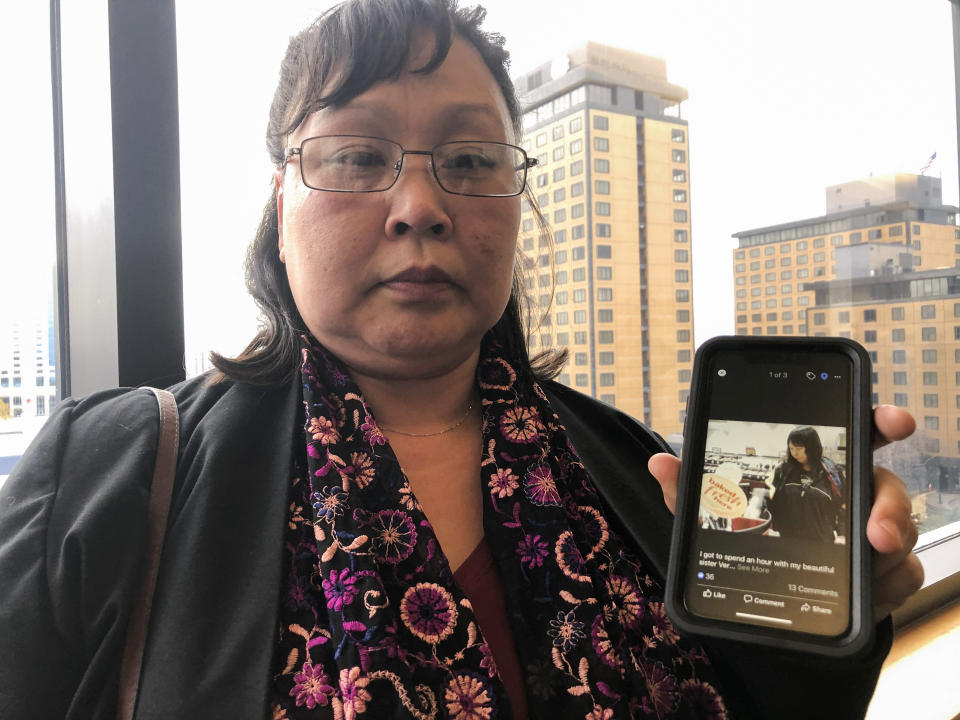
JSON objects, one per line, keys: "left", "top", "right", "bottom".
{"left": 665, "top": 336, "right": 873, "bottom": 656}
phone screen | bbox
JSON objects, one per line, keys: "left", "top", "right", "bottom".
{"left": 682, "top": 347, "right": 855, "bottom": 637}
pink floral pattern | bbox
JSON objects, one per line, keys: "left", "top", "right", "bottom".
{"left": 268, "top": 336, "right": 726, "bottom": 719}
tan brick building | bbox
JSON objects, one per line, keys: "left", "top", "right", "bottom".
{"left": 515, "top": 43, "right": 692, "bottom": 436}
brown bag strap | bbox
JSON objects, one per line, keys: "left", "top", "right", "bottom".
{"left": 116, "top": 387, "right": 179, "bottom": 720}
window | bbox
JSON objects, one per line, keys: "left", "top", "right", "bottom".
{"left": 573, "top": 289, "right": 586, "bottom": 302}
{"left": 552, "top": 125, "right": 564, "bottom": 141}
{"left": 574, "top": 331, "right": 587, "bottom": 344}
{"left": 892, "top": 329, "right": 906, "bottom": 342}
{"left": 599, "top": 372, "right": 615, "bottom": 386}
{"left": 674, "top": 209, "right": 688, "bottom": 222}
{"left": 671, "top": 128, "right": 685, "bottom": 142}
{"left": 569, "top": 138, "right": 583, "bottom": 154}
{"left": 574, "top": 310, "right": 587, "bottom": 323}
{"left": 575, "top": 374, "right": 588, "bottom": 387}
{"left": 572, "top": 246, "right": 585, "bottom": 261}
{"left": 572, "top": 267, "right": 586, "bottom": 281}
{"left": 555, "top": 291, "right": 568, "bottom": 305}
{"left": 570, "top": 160, "right": 584, "bottom": 176}
{"left": 864, "top": 309, "right": 877, "bottom": 322}
{"left": 596, "top": 288, "right": 613, "bottom": 301}
{"left": 924, "top": 394, "right": 939, "bottom": 408}
{"left": 598, "top": 352, "right": 614, "bottom": 365}
{"left": 868, "top": 229, "right": 883, "bottom": 240}
{"left": 597, "top": 309, "right": 613, "bottom": 322}
{"left": 891, "top": 307, "right": 905, "bottom": 321}
{"left": 813, "top": 313, "right": 825, "bottom": 325}
{"left": 594, "top": 158, "right": 610, "bottom": 173}
{"left": 593, "top": 114, "right": 608, "bottom": 130}
{"left": 571, "top": 204, "right": 585, "bottom": 219}
{"left": 673, "top": 190, "right": 687, "bottom": 202}
{"left": 893, "top": 350, "right": 907, "bottom": 363}
{"left": 554, "top": 250, "right": 567, "bottom": 264}
{"left": 569, "top": 117, "right": 582, "bottom": 133}
{"left": 596, "top": 223, "right": 611, "bottom": 237}
{"left": 535, "top": 132, "right": 547, "bottom": 147}
{"left": 923, "top": 372, "right": 938, "bottom": 386}
{"left": 596, "top": 266, "right": 612, "bottom": 280}
{"left": 893, "top": 372, "right": 907, "bottom": 385}
{"left": 678, "top": 349, "right": 691, "bottom": 362}
{"left": 553, "top": 209, "right": 566, "bottom": 223}
{"left": 893, "top": 393, "right": 908, "bottom": 407}
{"left": 675, "top": 270, "right": 689, "bottom": 282}
{"left": 864, "top": 330, "right": 877, "bottom": 342}
{"left": 595, "top": 180, "right": 610, "bottom": 194}
{"left": 675, "top": 229, "right": 688, "bottom": 243}
{"left": 676, "top": 289, "right": 690, "bottom": 302}
{"left": 595, "top": 202, "right": 611, "bottom": 216}
{"left": 922, "top": 327, "right": 936, "bottom": 341}
{"left": 598, "top": 331, "right": 614, "bottom": 344}
{"left": 921, "top": 305, "right": 936, "bottom": 319}
{"left": 922, "top": 349, "right": 937, "bottom": 363}
{"left": 677, "top": 309, "right": 690, "bottom": 322}
{"left": 574, "top": 352, "right": 588, "bottom": 366}
{"left": 677, "top": 329, "right": 691, "bottom": 342}
{"left": 552, "top": 146, "right": 564, "bottom": 161}
{"left": 679, "top": 369, "right": 692, "bottom": 382}
{"left": 675, "top": 250, "right": 689, "bottom": 263}
{"left": 673, "top": 169, "right": 687, "bottom": 182}
{"left": 593, "top": 137, "right": 609, "bottom": 152}
{"left": 781, "top": 257, "right": 792, "bottom": 266}
{"left": 570, "top": 181, "right": 583, "bottom": 197}
{"left": 672, "top": 149, "right": 686, "bottom": 163}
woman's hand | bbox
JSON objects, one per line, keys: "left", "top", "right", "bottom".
{"left": 648, "top": 405, "right": 925, "bottom": 623}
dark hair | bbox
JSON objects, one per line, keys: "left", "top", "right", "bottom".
{"left": 785, "top": 426, "right": 824, "bottom": 469}
{"left": 211, "top": 0, "right": 565, "bottom": 386}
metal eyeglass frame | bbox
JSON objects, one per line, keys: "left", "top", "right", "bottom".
{"left": 282, "top": 135, "right": 538, "bottom": 198}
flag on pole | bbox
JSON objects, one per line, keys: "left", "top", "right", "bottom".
{"left": 919, "top": 152, "right": 937, "bottom": 175}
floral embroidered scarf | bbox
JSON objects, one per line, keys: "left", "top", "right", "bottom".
{"left": 269, "top": 335, "right": 727, "bottom": 719}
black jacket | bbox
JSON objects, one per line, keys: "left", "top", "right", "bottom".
{"left": 0, "top": 375, "right": 890, "bottom": 719}
{"left": 769, "top": 460, "right": 845, "bottom": 542}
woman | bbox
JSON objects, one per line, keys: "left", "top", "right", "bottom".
{"left": 769, "top": 427, "right": 846, "bottom": 543}
{"left": 0, "top": 1, "right": 923, "bottom": 718}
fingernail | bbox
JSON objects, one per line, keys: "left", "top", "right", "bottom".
{"left": 880, "top": 519, "right": 902, "bottom": 546}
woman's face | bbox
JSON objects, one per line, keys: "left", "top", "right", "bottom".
{"left": 788, "top": 442, "right": 808, "bottom": 466}
{"left": 277, "top": 35, "right": 521, "bottom": 381}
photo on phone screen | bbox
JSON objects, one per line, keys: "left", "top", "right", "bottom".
{"left": 680, "top": 345, "right": 861, "bottom": 638}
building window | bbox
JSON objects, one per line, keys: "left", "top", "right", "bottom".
{"left": 599, "top": 372, "right": 615, "bottom": 386}
{"left": 891, "top": 307, "right": 905, "bottom": 321}
{"left": 595, "top": 202, "right": 611, "bottom": 216}
{"left": 574, "top": 352, "right": 588, "bottom": 365}
{"left": 922, "top": 349, "right": 937, "bottom": 363}
{"left": 552, "top": 125, "right": 565, "bottom": 141}
{"left": 554, "top": 250, "right": 567, "bottom": 264}
{"left": 593, "top": 137, "right": 609, "bottom": 152}
{"left": 675, "top": 229, "right": 688, "bottom": 243}
{"left": 679, "top": 369, "right": 691, "bottom": 383}
{"left": 598, "top": 352, "right": 614, "bottom": 365}
{"left": 553, "top": 209, "right": 566, "bottom": 223}
{"left": 552, "top": 146, "right": 565, "bottom": 161}
{"left": 598, "top": 309, "right": 613, "bottom": 322}
{"left": 923, "top": 372, "right": 938, "bottom": 386}
{"left": 921, "top": 305, "right": 936, "bottom": 319}
{"left": 594, "top": 158, "right": 610, "bottom": 173}
{"left": 893, "top": 350, "right": 907, "bottom": 363}
{"left": 570, "top": 181, "right": 583, "bottom": 197}
{"left": 596, "top": 266, "right": 612, "bottom": 280}
{"left": 671, "top": 128, "right": 685, "bottom": 142}
{"left": 573, "top": 289, "right": 586, "bottom": 302}
{"left": 570, "top": 160, "right": 583, "bottom": 175}
{"left": 814, "top": 313, "right": 825, "bottom": 326}
{"left": 889, "top": 225, "right": 903, "bottom": 237}
{"left": 573, "top": 267, "right": 586, "bottom": 281}
{"left": 922, "top": 327, "right": 936, "bottom": 341}
{"left": 868, "top": 229, "right": 883, "bottom": 240}
{"left": 596, "top": 223, "right": 611, "bottom": 237}
{"left": 677, "top": 329, "right": 691, "bottom": 342}
{"left": 598, "top": 331, "right": 614, "bottom": 344}
{"left": 675, "top": 270, "right": 689, "bottom": 282}
{"left": 677, "top": 310, "right": 690, "bottom": 322}
{"left": 673, "top": 190, "right": 687, "bottom": 202}
{"left": 572, "top": 246, "right": 585, "bottom": 261}
{"left": 894, "top": 393, "right": 908, "bottom": 407}
{"left": 675, "top": 250, "right": 689, "bottom": 263}
{"left": 536, "top": 132, "right": 547, "bottom": 147}
{"left": 569, "top": 117, "right": 582, "bottom": 133}
{"left": 864, "top": 309, "right": 877, "bottom": 322}
{"left": 674, "top": 209, "right": 688, "bottom": 222}
{"left": 864, "top": 330, "right": 877, "bottom": 342}
{"left": 555, "top": 291, "right": 568, "bottom": 305}
{"left": 574, "top": 331, "right": 587, "bottom": 344}
{"left": 573, "top": 309, "right": 587, "bottom": 323}
{"left": 924, "top": 394, "right": 939, "bottom": 408}
{"left": 575, "top": 374, "right": 588, "bottom": 387}
{"left": 594, "top": 179, "right": 610, "bottom": 194}
{"left": 676, "top": 289, "right": 690, "bottom": 302}
{"left": 553, "top": 188, "right": 566, "bottom": 203}
{"left": 597, "top": 288, "right": 613, "bottom": 301}
{"left": 672, "top": 149, "right": 686, "bottom": 163}
{"left": 892, "top": 328, "right": 906, "bottom": 342}
{"left": 593, "top": 115, "right": 609, "bottom": 130}
{"left": 781, "top": 257, "right": 792, "bottom": 267}
{"left": 673, "top": 169, "right": 687, "bottom": 183}
{"left": 571, "top": 204, "right": 585, "bottom": 218}
{"left": 570, "top": 139, "right": 583, "bottom": 154}
{"left": 678, "top": 349, "right": 691, "bottom": 362}
{"left": 893, "top": 372, "right": 907, "bottom": 385}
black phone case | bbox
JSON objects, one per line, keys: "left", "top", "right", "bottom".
{"left": 664, "top": 335, "right": 874, "bottom": 657}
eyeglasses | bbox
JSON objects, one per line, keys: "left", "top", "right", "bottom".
{"left": 283, "top": 135, "right": 537, "bottom": 197}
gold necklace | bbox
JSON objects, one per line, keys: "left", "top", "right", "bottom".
{"left": 380, "top": 400, "right": 475, "bottom": 438}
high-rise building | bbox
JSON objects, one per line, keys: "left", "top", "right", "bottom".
{"left": 732, "top": 174, "right": 958, "bottom": 338}
{"left": 515, "top": 43, "right": 692, "bottom": 436}
{"left": 731, "top": 173, "right": 960, "bottom": 474}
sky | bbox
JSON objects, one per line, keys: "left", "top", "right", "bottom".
{"left": 2, "top": 0, "right": 958, "bottom": 371}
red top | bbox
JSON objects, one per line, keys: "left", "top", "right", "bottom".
{"left": 454, "top": 538, "right": 530, "bottom": 720}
